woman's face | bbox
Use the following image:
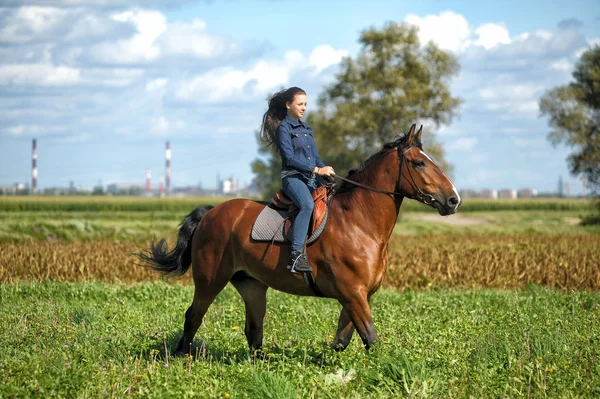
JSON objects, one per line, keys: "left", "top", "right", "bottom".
{"left": 287, "top": 93, "right": 307, "bottom": 120}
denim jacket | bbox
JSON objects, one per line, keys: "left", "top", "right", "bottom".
{"left": 277, "top": 115, "right": 325, "bottom": 179}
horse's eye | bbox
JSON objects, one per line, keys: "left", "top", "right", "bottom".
{"left": 413, "top": 160, "right": 426, "bottom": 168}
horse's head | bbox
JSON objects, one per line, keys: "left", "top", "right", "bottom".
{"left": 397, "top": 124, "right": 461, "bottom": 216}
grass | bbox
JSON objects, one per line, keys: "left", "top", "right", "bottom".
{"left": 1, "top": 208, "right": 598, "bottom": 243}
{"left": 1, "top": 282, "right": 598, "bottom": 398}
{"left": 0, "top": 196, "right": 594, "bottom": 213}
{"left": 396, "top": 210, "right": 600, "bottom": 235}
{"left": 1, "top": 197, "right": 598, "bottom": 397}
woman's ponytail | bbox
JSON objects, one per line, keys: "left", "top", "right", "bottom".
{"left": 260, "top": 87, "right": 306, "bottom": 153}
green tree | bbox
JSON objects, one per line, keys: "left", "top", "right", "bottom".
{"left": 252, "top": 22, "right": 461, "bottom": 199}
{"left": 539, "top": 45, "right": 600, "bottom": 197}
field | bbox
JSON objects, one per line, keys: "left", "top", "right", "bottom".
{"left": 1, "top": 196, "right": 599, "bottom": 398}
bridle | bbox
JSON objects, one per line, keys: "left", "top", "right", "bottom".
{"left": 333, "top": 146, "right": 437, "bottom": 205}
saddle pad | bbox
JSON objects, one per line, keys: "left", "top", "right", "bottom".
{"left": 251, "top": 205, "right": 329, "bottom": 245}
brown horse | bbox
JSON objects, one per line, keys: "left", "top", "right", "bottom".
{"left": 137, "top": 124, "right": 461, "bottom": 355}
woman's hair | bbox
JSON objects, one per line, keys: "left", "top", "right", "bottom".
{"left": 260, "top": 87, "right": 306, "bottom": 152}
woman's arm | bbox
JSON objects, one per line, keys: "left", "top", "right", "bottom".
{"left": 276, "top": 124, "right": 315, "bottom": 174}
{"left": 314, "top": 146, "right": 326, "bottom": 168}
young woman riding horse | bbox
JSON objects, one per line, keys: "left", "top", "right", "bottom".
{"left": 137, "top": 124, "right": 461, "bottom": 355}
{"left": 260, "top": 87, "right": 336, "bottom": 273}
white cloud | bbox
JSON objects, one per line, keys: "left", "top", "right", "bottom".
{"left": 478, "top": 83, "right": 544, "bottom": 101}
{"left": 0, "top": 63, "right": 81, "bottom": 86}
{"left": 0, "top": 123, "right": 66, "bottom": 137}
{"left": 175, "top": 60, "right": 292, "bottom": 103}
{"left": 0, "top": 6, "right": 69, "bottom": 44}
{"left": 145, "top": 78, "right": 167, "bottom": 92}
{"left": 0, "top": 6, "right": 131, "bottom": 46}
{"left": 501, "top": 127, "right": 529, "bottom": 135}
{"left": 405, "top": 11, "right": 471, "bottom": 52}
{"left": 158, "top": 18, "right": 239, "bottom": 58}
{"left": 446, "top": 137, "right": 477, "bottom": 151}
{"left": 104, "top": 9, "right": 166, "bottom": 63}
{"left": 86, "top": 10, "right": 245, "bottom": 66}
{"left": 512, "top": 138, "right": 530, "bottom": 147}
{"left": 309, "top": 45, "right": 349, "bottom": 73}
{"left": 174, "top": 46, "right": 346, "bottom": 103}
{"left": 0, "top": 7, "right": 246, "bottom": 67}
{"left": 150, "top": 116, "right": 186, "bottom": 136}
{"left": 473, "top": 23, "right": 510, "bottom": 49}
{"left": 550, "top": 59, "right": 572, "bottom": 72}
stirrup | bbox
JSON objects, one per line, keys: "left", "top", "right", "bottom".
{"left": 289, "top": 253, "right": 312, "bottom": 274}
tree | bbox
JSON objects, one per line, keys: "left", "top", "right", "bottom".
{"left": 539, "top": 45, "right": 600, "bottom": 197}
{"left": 252, "top": 22, "right": 461, "bottom": 199}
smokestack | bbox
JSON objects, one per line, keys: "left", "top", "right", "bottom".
{"left": 165, "top": 141, "right": 171, "bottom": 195}
{"left": 146, "top": 169, "right": 151, "bottom": 196}
{"left": 32, "top": 139, "right": 37, "bottom": 194}
{"left": 159, "top": 175, "right": 164, "bottom": 196}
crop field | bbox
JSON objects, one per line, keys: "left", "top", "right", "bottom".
{"left": 1, "top": 196, "right": 599, "bottom": 398}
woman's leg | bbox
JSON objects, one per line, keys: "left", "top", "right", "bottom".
{"left": 282, "top": 176, "right": 314, "bottom": 253}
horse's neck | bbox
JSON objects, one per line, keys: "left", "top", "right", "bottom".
{"left": 337, "top": 152, "right": 403, "bottom": 239}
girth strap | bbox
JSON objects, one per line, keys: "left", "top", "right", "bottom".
{"left": 301, "top": 271, "right": 325, "bottom": 297}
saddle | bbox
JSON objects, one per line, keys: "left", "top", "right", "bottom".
{"left": 270, "top": 185, "right": 329, "bottom": 239}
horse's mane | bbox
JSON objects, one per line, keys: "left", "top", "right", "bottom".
{"left": 334, "top": 131, "right": 422, "bottom": 194}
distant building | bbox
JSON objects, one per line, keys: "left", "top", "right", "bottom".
{"left": 43, "top": 186, "right": 70, "bottom": 195}
{"left": 220, "top": 177, "right": 239, "bottom": 195}
{"left": 0, "top": 183, "right": 25, "bottom": 195}
{"left": 172, "top": 185, "right": 209, "bottom": 197}
{"left": 518, "top": 188, "right": 538, "bottom": 198}
{"left": 498, "top": 189, "right": 517, "bottom": 199}
{"left": 106, "top": 183, "right": 143, "bottom": 196}
{"left": 459, "top": 189, "right": 477, "bottom": 198}
{"left": 480, "top": 189, "right": 498, "bottom": 199}
{"left": 243, "top": 180, "right": 261, "bottom": 198}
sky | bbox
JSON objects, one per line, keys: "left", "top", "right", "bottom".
{"left": 0, "top": 0, "right": 599, "bottom": 194}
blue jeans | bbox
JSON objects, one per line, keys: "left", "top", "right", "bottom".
{"left": 282, "top": 175, "right": 318, "bottom": 253}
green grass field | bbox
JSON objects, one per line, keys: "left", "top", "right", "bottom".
{"left": 1, "top": 282, "right": 598, "bottom": 398}
{"left": 0, "top": 196, "right": 594, "bottom": 213}
{"left": 1, "top": 196, "right": 599, "bottom": 397}
{"left": 1, "top": 199, "right": 598, "bottom": 242}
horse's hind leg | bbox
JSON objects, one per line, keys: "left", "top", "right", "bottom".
{"left": 230, "top": 272, "right": 268, "bottom": 351}
{"left": 331, "top": 308, "right": 355, "bottom": 351}
{"left": 175, "top": 276, "right": 229, "bottom": 355}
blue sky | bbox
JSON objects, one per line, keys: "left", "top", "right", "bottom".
{"left": 0, "top": 0, "right": 599, "bottom": 194}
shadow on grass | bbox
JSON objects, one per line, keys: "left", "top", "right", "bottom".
{"left": 145, "top": 329, "right": 341, "bottom": 366}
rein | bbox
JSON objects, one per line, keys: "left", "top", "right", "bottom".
{"left": 333, "top": 146, "right": 436, "bottom": 205}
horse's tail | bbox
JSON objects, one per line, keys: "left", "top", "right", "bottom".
{"left": 136, "top": 205, "right": 214, "bottom": 276}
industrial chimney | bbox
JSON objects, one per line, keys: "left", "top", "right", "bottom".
{"left": 165, "top": 141, "right": 171, "bottom": 195}
{"left": 145, "top": 169, "right": 152, "bottom": 196}
{"left": 32, "top": 139, "right": 37, "bottom": 194}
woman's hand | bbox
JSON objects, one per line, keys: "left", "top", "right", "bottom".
{"left": 315, "top": 166, "right": 335, "bottom": 176}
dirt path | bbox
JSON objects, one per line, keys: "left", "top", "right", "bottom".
{"left": 411, "top": 213, "right": 490, "bottom": 226}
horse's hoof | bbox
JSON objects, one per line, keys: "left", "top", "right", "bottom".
{"left": 330, "top": 342, "right": 348, "bottom": 352}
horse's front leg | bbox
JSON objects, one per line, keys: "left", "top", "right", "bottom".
{"left": 340, "top": 290, "right": 378, "bottom": 349}
{"left": 331, "top": 308, "right": 355, "bottom": 351}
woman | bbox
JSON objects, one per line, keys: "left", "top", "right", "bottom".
{"left": 260, "top": 87, "right": 335, "bottom": 273}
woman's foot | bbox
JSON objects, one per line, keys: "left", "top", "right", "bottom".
{"left": 289, "top": 250, "right": 312, "bottom": 273}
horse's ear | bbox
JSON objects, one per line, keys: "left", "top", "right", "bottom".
{"left": 407, "top": 124, "right": 417, "bottom": 146}
{"left": 416, "top": 125, "right": 423, "bottom": 142}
